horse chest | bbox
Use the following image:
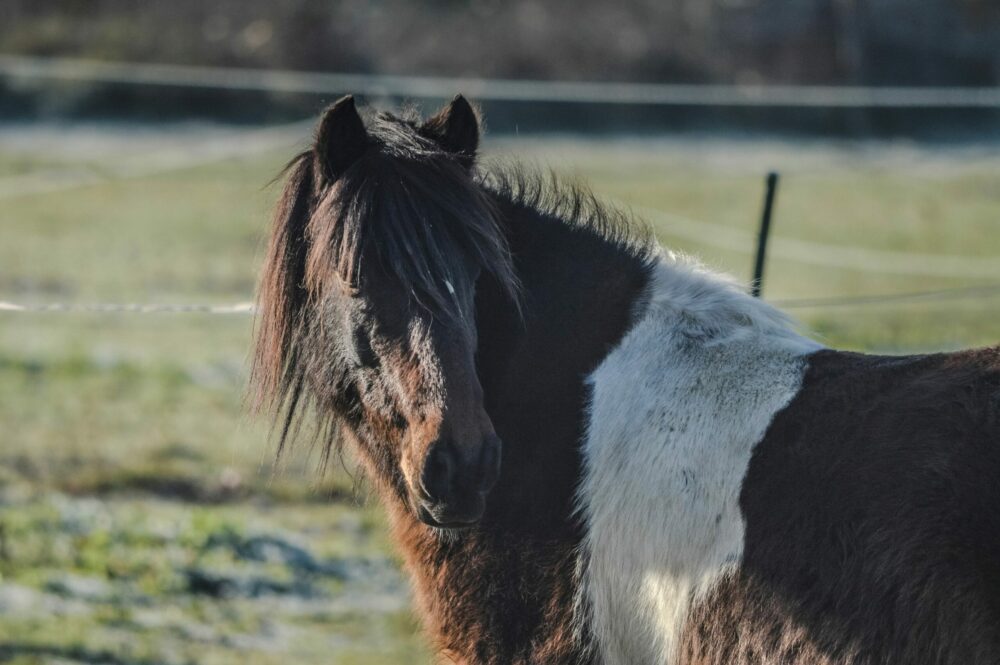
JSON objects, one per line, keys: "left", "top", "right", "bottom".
{"left": 577, "top": 294, "right": 815, "bottom": 665}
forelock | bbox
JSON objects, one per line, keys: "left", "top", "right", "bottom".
{"left": 304, "top": 115, "right": 520, "bottom": 322}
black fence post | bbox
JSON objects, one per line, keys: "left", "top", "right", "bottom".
{"left": 751, "top": 172, "right": 779, "bottom": 298}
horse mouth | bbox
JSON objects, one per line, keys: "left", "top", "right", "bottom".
{"left": 416, "top": 499, "right": 484, "bottom": 530}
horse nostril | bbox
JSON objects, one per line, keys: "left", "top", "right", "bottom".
{"left": 415, "top": 436, "right": 500, "bottom": 527}
{"left": 421, "top": 442, "right": 456, "bottom": 502}
{"left": 419, "top": 435, "right": 500, "bottom": 511}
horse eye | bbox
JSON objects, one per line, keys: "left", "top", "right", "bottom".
{"left": 353, "top": 327, "right": 379, "bottom": 368}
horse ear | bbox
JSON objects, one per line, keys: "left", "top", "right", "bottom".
{"left": 315, "top": 95, "right": 368, "bottom": 182}
{"left": 422, "top": 95, "right": 480, "bottom": 167}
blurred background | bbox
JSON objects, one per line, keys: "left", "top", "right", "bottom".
{"left": 0, "top": 2, "right": 998, "bottom": 664}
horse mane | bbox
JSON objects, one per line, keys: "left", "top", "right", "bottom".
{"left": 251, "top": 150, "right": 313, "bottom": 422}
{"left": 482, "top": 163, "right": 658, "bottom": 271}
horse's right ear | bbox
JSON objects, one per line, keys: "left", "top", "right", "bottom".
{"left": 314, "top": 95, "right": 368, "bottom": 182}
{"left": 421, "top": 95, "right": 480, "bottom": 168}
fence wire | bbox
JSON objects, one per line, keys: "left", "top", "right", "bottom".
{"left": 0, "top": 302, "right": 254, "bottom": 314}
{"left": 775, "top": 283, "right": 1000, "bottom": 309}
{"left": 626, "top": 203, "right": 1000, "bottom": 280}
{"left": 3, "top": 54, "right": 1000, "bottom": 109}
{"left": 3, "top": 283, "right": 1000, "bottom": 316}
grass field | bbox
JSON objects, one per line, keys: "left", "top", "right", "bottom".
{"left": 1, "top": 124, "right": 998, "bottom": 664}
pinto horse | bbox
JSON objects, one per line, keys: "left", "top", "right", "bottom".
{"left": 252, "top": 95, "right": 1000, "bottom": 664}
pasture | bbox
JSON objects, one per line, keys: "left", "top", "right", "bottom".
{"left": 0, "top": 123, "right": 998, "bottom": 664}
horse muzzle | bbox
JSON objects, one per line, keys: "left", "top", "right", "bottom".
{"left": 415, "top": 433, "right": 502, "bottom": 528}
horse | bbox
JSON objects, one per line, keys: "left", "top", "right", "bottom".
{"left": 251, "top": 94, "right": 1000, "bottom": 664}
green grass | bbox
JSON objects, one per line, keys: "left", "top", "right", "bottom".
{"left": 0, "top": 498, "right": 427, "bottom": 665}
{"left": 0, "top": 131, "right": 998, "bottom": 663}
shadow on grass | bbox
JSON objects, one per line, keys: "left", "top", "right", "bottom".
{"left": 0, "top": 642, "right": 176, "bottom": 665}
{"left": 66, "top": 469, "right": 357, "bottom": 505}
{"left": 0, "top": 455, "right": 359, "bottom": 505}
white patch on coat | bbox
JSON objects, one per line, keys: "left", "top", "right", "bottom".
{"left": 576, "top": 251, "right": 821, "bottom": 664}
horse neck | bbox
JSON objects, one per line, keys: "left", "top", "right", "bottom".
{"left": 474, "top": 194, "right": 654, "bottom": 531}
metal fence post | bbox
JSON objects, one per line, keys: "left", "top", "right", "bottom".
{"left": 751, "top": 172, "right": 780, "bottom": 298}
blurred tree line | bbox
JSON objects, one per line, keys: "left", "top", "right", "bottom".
{"left": 1, "top": 0, "right": 999, "bottom": 86}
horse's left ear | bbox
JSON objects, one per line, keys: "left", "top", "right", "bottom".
{"left": 422, "top": 95, "right": 480, "bottom": 168}
{"left": 315, "top": 95, "right": 368, "bottom": 183}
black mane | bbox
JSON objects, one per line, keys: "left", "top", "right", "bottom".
{"left": 482, "top": 163, "right": 657, "bottom": 271}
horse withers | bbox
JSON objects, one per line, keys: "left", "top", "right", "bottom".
{"left": 251, "top": 95, "right": 1000, "bottom": 664}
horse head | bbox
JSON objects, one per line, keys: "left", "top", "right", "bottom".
{"left": 253, "top": 95, "right": 518, "bottom": 528}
